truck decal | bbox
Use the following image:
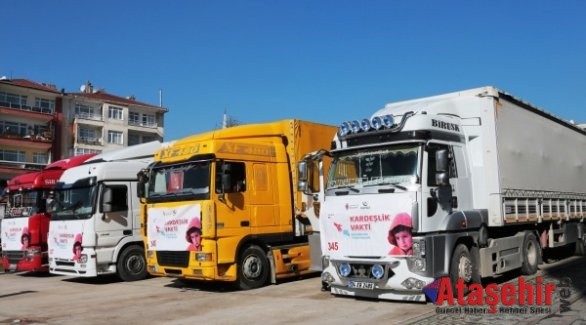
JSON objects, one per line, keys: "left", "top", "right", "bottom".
{"left": 147, "top": 204, "right": 201, "bottom": 251}
{"left": 218, "top": 142, "right": 276, "bottom": 157}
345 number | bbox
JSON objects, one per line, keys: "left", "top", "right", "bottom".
{"left": 328, "top": 242, "right": 339, "bottom": 251}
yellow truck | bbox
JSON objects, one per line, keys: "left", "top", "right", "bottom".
{"left": 138, "top": 119, "right": 336, "bottom": 289}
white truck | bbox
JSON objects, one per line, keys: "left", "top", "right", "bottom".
{"left": 48, "top": 141, "right": 164, "bottom": 281}
{"left": 298, "top": 86, "right": 586, "bottom": 301}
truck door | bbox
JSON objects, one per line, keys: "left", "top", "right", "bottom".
{"left": 422, "top": 143, "right": 458, "bottom": 232}
{"left": 215, "top": 161, "right": 251, "bottom": 235}
{"left": 96, "top": 182, "right": 131, "bottom": 251}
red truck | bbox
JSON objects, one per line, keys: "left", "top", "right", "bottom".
{"left": 1, "top": 154, "right": 95, "bottom": 272}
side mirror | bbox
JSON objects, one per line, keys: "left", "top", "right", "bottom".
{"left": 102, "top": 187, "right": 113, "bottom": 213}
{"left": 435, "top": 149, "right": 448, "bottom": 172}
{"left": 435, "top": 172, "right": 449, "bottom": 186}
{"left": 297, "top": 161, "right": 309, "bottom": 193}
{"left": 137, "top": 170, "right": 148, "bottom": 198}
{"left": 435, "top": 149, "right": 449, "bottom": 186}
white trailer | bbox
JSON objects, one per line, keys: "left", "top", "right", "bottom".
{"left": 298, "top": 86, "right": 586, "bottom": 301}
{"left": 48, "top": 141, "right": 165, "bottom": 281}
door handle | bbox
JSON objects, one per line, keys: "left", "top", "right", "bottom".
{"left": 240, "top": 221, "right": 250, "bottom": 227}
{"left": 123, "top": 230, "right": 132, "bottom": 235}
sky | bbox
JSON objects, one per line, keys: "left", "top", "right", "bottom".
{"left": 2, "top": 0, "right": 586, "bottom": 141}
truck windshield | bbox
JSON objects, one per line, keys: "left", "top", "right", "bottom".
{"left": 50, "top": 185, "right": 97, "bottom": 220}
{"left": 146, "top": 161, "right": 211, "bottom": 202}
{"left": 6, "top": 191, "right": 41, "bottom": 218}
{"left": 327, "top": 144, "right": 420, "bottom": 194}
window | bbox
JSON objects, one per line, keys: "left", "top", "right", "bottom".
{"left": 108, "top": 106, "right": 124, "bottom": 120}
{"left": 0, "top": 121, "right": 27, "bottom": 136}
{"left": 0, "top": 92, "right": 27, "bottom": 108}
{"left": 129, "top": 112, "right": 140, "bottom": 125}
{"left": 102, "top": 185, "right": 128, "bottom": 213}
{"left": 74, "top": 148, "right": 101, "bottom": 156}
{"left": 33, "top": 152, "right": 48, "bottom": 164}
{"left": 75, "top": 103, "right": 98, "bottom": 119}
{"left": 216, "top": 161, "right": 246, "bottom": 193}
{"left": 107, "top": 130, "right": 123, "bottom": 144}
{"left": 35, "top": 97, "right": 55, "bottom": 113}
{"left": 78, "top": 127, "right": 95, "bottom": 139}
{"left": 0, "top": 150, "right": 25, "bottom": 162}
{"left": 142, "top": 114, "right": 155, "bottom": 127}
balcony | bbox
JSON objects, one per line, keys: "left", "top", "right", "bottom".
{"left": 0, "top": 159, "right": 45, "bottom": 171}
{"left": 77, "top": 137, "right": 102, "bottom": 146}
{"left": 0, "top": 129, "right": 52, "bottom": 149}
{"left": 0, "top": 101, "right": 54, "bottom": 114}
{"left": 75, "top": 112, "right": 104, "bottom": 122}
{"left": 128, "top": 120, "right": 158, "bottom": 129}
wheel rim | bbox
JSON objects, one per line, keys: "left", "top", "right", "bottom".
{"left": 458, "top": 255, "right": 472, "bottom": 282}
{"left": 126, "top": 254, "right": 145, "bottom": 274}
{"left": 242, "top": 254, "right": 262, "bottom": 280}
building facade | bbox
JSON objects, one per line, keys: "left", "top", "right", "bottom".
{"left": 0, "top": 78, "right": 61, "bottom": 184}
{"left": 63, "top": 82, "right": 166, "bottom": 157}
{"left": 0, "top": 78, "right": 167, "bottom": 193}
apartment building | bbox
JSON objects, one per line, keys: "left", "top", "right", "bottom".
{"left": 63, "top": 81, "right": 166, "bottom": 157}
{"left": 0, "top": 78, "right": 61, "bottom": 184}
{"left": 0, "top": 78, "right": 167, "bottom": 193}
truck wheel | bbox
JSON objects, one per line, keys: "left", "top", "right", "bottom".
{"left": 574, "top": 238, "right": 586, "bottom": 256}
{"left": 520, "top": 232, "right": 540, "bottom": 275}
{"left": 449, "top": 244, "right": 479, "bottom": 294}
{"left": 237, "top": 245, "right": 269, "bottom": 290}
{"left": 117, "top": 245, "right": 147, "bottom": 282}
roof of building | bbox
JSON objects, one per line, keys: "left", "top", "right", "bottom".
{"left": 70, "top": 90, "right": 166, "bottom": 110}
{"left": 0, "top": 78, "right": 61, "bottom": 94}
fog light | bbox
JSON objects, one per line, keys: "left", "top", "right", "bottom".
{"left": 322, "top": 271, "right": 334, "bottom": 284}
{"left": 382, "top": 114, "right": 394, "bottom": 128}
{"left": 371, "top": 116, "right": 382, "bottom": 130}
{"left": 360, "top": 118, "right": 371, "bottom": 131}
{"left": 350, "top": 120, "right": 360, "bottom": 133}
{"left": 371, "top": 264, "right": 384, "bottom": 279}
{"left": 339, "top": 262, "right": 351, "bottom": 277}
{"left": 338, "top": 122, "right": 351, "bottom": 137}
{"left": 401, "top": 277, "right": 425, "bottom": 290}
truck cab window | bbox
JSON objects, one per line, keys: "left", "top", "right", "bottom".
{"left": 217, "top": 162, "right": 246, "bottom": 193}
{"left": 104, "top": 186, "right": 128, "bottom": 212}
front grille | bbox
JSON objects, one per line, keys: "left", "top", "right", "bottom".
{"left": 156, "top": 251, "right": 189, "bottom": 267}
{"left": 3, "top": 251, "right": 25, "bottom": 264}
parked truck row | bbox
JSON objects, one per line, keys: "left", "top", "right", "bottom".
{"left": 1, "top": 86, "right": 584, "bottom": 305}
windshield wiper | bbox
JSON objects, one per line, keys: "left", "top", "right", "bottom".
{"left": 376, "top": 182, "right": 408, "bottom": 191}
{"left": 332, "top": 185, "right": 360, "bottom": 194}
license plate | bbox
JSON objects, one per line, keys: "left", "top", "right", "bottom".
{"left": 348, "top": 280, "right": 375, "bottom": 290}
{"left": 8, "top": 264, "right": 17, "bottom": 271}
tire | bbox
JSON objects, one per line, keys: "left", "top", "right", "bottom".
{"left": 574, "top": 238, "right": 586, "bottom": 257}
{"left": 237, "top": 245, "right": 269, "bottom": 290}
{"left": 449, "top": 244, "right": 479, "bottom": 295}
{"left": 117, "top": 245, "right": 147, "bottom": 282}
{"left": 520, "top": 232, "right": 540, "bottom": 275}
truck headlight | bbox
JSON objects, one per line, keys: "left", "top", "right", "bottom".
{"left": 79, "top": 255, "right": 88, "bottom": 264}
{"left": 412, "top": 239, "right": 426, "bottom": 257}
{"left": 195, "top": 252, "right": 212, "bottom": 262}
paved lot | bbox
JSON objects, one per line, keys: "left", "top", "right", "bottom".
{"left": 1, "top": 256, "right": 585, "bottom": 324}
